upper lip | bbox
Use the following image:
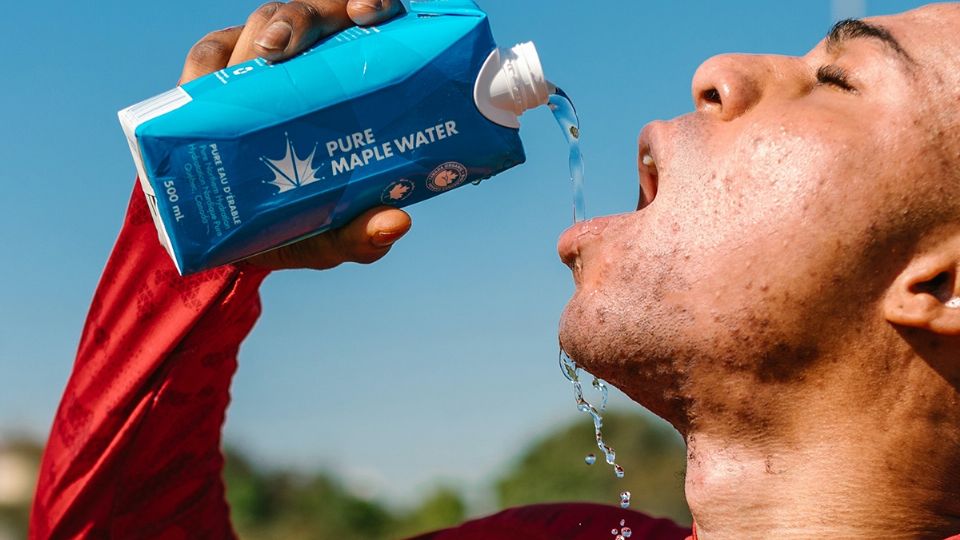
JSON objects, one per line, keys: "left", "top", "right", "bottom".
{"left": 637, "top": 123, "right": 661, "bottom": 209}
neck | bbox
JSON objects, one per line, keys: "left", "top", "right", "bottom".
{"left": 683, "top": 357, "right": 960, "bottom": 540}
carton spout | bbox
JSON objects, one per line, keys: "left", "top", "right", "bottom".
{"left": 474, "top": 42, "right": 551, "bottom": 129}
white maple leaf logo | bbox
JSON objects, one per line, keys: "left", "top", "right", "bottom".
{"left": 261, "top": 133, "right": 323, "bottom": 193}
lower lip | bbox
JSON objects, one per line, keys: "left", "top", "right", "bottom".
{"left": 637, "top": 157, "right": 660, "bottom": 207}
{"left": 558, "top": 217, "right": 610, "bottom": 264}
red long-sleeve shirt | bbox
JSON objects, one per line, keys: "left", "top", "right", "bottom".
{"left": 31, "top": 183, "right": 269, "bottom": 538}
{"left": 29, "top": 182, "right": 693, "bottom": 539}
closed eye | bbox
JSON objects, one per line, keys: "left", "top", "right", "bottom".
{"left": 816, "top": 65, "right": 858, "bottom": 93}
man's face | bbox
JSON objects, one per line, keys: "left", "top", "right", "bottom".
{"left": 558, "top": 4, "right": 960, "bottom": 429}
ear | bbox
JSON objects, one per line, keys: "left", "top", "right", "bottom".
{"left": 884, "top": 247, "right": 960, "bottom": 336}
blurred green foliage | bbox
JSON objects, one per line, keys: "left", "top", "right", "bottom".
{"left": 1, "top": 411, "right": 688, "bottom": 539}
{"left": 496, "top": 410, "right": 691, "bottom": 525}
{"left": 223, "top": 451, "right": 466, "bottom": 539}
{"left": 223, "top": 453, "right": 389, "bottom": 539}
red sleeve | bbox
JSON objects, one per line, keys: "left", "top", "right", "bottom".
{"left": 30, "top": 182, "right": 270, "bottom": 539}
{"left": 409, "top": 502, "right": 691, "bottom": 540}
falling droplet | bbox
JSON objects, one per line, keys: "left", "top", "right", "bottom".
{"left": 592, "top": 377, "right": 608, "bottom": 412}
{"left": 560, "top": 348, "right": 631, "bottom": 525}
{"left": 621, "top": 527, "right": 633, "bottom": 538}
{"left": 620, "top": 519, "right": 625, "bottom": 526}
{"left": 559, "top": 350, "right": 579, "bottom": 382}
{"left": 560, "top": 350, "right": 624, "bottom": 480}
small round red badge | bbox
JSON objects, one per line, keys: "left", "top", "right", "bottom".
{"left": 426, "top": 161, "right": 468, "bottom": 192}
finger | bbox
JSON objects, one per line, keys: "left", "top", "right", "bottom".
{"left": 180, "top": 25, "right": 245, "bottom": 84}
{"left": 346, "top": 0, "right": 404, "bottom": 26}
{"left": 227, "top": 2, "right": 283, "bottom": 66}
{"left": 253, "top": 0, "right": 354, "bottom": 62}
{"left": 246, "top": 207, "right": 411, "bottom": 270}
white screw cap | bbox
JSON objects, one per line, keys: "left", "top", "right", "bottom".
{"left": 474, "top": 42, "right": 553, "bottom": 129}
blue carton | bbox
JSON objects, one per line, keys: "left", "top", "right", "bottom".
{"left": 119, "top": 0, "right": 550, "bottom": 274}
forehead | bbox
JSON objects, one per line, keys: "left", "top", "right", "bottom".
{"left": 865, "top": 6, "right": 960, "bottom": 200}
{"left": 864, "top": 4, "right": 960, "bottom": 78}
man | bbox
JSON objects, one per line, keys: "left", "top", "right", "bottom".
{"left": 30, "top": 0, "right": 960, "bottom": 538}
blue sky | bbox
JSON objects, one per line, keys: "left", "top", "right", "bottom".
{"left": 0, "top": 0, "right": 945, "bottom": 508}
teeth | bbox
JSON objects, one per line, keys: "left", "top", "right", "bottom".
{"left": 642, "top": 154, "right": 655, "bottom": 167}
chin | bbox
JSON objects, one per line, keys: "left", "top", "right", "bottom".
{"left": 558, "top": 292, "right": 605, "bottom": 369}
{"left": 559, "top": 293, "right": 692, "bottom": 432}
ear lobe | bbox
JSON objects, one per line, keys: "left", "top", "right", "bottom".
{"left": 884, "top": 254, "right": 960, "bottom": 336}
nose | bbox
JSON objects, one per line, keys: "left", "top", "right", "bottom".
{"left": 691, "top": 54, "right": 771, "bottom": 121}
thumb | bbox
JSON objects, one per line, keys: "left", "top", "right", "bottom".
{"left": 334, "top": 206, "right": 412, "bottom": 264}
{"left": 346, "top": 0, "right": 405, "bottom": 26}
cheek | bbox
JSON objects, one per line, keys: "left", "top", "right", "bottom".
{"left": 718, "top": 130, "right": 828, "bottom": 231}
{"left": 669, "top": 121, "right": 861, "bottom": 260}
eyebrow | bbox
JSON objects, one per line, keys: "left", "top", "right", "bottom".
{"left": 825, "top": 18, "right": 916, "bottom": 66}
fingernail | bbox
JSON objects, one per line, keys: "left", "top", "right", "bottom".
{"left": 255, "top": 21, "right": 293, "bottom": 52}
{"left": 372, "top": 229, "right": 404, "bottom": 247}
{"left": 354, "top": 0, "right": 384, "bottom": 11}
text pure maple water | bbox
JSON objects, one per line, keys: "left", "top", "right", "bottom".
{"left": 119, "top": 0, "right": 553, "bottom": 274}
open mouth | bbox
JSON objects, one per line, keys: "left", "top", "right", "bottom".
{"left": 637, "top": 123, "right": 661, "bottom": 210}
{"left": 638, "top": 146, "right": 659, "bottom": 209}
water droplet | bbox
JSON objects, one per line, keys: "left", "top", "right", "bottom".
{"left": 615, "top": 536, "right": 625, "bottom": 540}
{"left": 620, "top": 519, "right": 625, "bottom": 526}
{"left": 592, "top": 377, "right": 608, "bottom": 411}
{"left": 560, "top": 347, "right": 627, "bottom": 512}
{"left": 619, "top": 490, "right": 631, "bottom": 508}
{"left": 621, "top": 527, "right": 632, "bottom": 538}
{"left": 611, "top": 529, "right": 619, "bottom": 535}
{"left": 559, "top": 350, "right": 580, "bottom": 382}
